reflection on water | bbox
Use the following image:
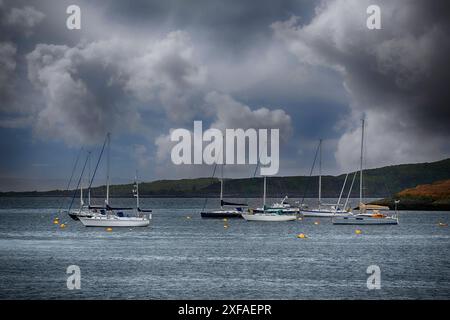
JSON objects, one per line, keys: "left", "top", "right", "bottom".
{"left": 0, "top": 197, "right": 449, "bottom": 299}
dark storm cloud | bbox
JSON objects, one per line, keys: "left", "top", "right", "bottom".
{"left": 273, "top": 0, "right": 450, "bottom": 169}
{"left": 98, "top": 0, "right": 316, "bottom": 51}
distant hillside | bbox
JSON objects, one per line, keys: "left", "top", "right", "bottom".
{"left": 1, "top": 158, "right": 450, "bottom": 198}
{"left": 372, "top": 179, "right": 450, "bottom": 211}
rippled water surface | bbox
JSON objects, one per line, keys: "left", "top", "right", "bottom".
{"left": 0, "top": 197, "right": 449, "bottom": 299}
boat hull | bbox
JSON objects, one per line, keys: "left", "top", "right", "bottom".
{"left": 241, "top": 213, "right": 297, "bottom": 221}
{"left": 301, "top": 209, "right": 351, "bottom": 218}
{"left": 201, "top": 210, "right": 243, "bottom": 218}
{"left": 79, "top": 216, "right": 151, "bottom": 227}
{"left": 332, "top": 216, "right": 398, "bottom": 225}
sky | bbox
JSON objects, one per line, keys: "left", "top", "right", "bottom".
{"left": 0, "top": 0, "right": 449, "bottom": 191}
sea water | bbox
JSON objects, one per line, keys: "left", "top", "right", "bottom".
{"left": 0, "top": 197, "right": 448, "bottom": 299}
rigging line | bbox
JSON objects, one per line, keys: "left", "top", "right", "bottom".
{"left": 86, "top": 135, "right": 108, "bottom": 197}
{"left": 201, "top": 162, "right": 219, "bottom": 213}
{"left": 201, "top": 148, "right": 223, "bottom": 213}
{"left": 67, "top": 154, "right": 90, "bottom": 213}
{"left": 56, "top": 146, "right": 84, "bottom": 214}
{"left": 300, "top": 141, "right": 320, "bottom": 207}
{"left": 344, "top": 171, "right": 358, "bottom": 210}
{"left": 246, "top": 147, "right": 264, "bottom": 205}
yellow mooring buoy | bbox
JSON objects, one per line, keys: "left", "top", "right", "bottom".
{"left": 106, "top": 227, "right": 113, "bottom": 232}
{"left": 355, "top": 229, "right": 362, "bottom": 235}
{"left": 59, "top": 223, "right": 66, "bottom": 228}
{"left": 297, "top": 233, "right": 307, "bottom": 239}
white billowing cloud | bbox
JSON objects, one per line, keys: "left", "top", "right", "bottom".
{"left": 273, "top": 0, "right": 450, "bottom": 170}
{"left": 124, "top": 31, "right": 207, "bottom": 123}
{"left": 335, "top": 111, "right": 450, "bottom": 172}
{"left": 26, "top": 42, "right": 141, "bottom": 145}
{"left": 206, "top": 92, "right": 293, "bottom": 142}
{"left": 154, "top": 92, "right": 292, "bottom": 167}
{"left": 154, "top": 133, "right": 175, "bottom": 162}
{"left": 26, "top": 31, "right": 207, "bottom": 145}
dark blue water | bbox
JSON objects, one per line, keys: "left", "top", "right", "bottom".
{"left": 0, "top": 197, "right": 449, "bottom": 299}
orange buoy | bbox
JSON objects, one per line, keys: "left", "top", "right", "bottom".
{"left": 297, "top": 233, "right": 307, "bottom": 239}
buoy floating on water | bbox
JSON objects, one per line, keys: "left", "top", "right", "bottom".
{"left": 106, "top": 227, "right": 113, "bottom": 232}
{"left": 224, "top": 224, "right": 229, "bottom": 229}
{"left": 59, "top": 223, "right": 66, "bottom": 228}
{"left": 355, "top": 229, "right": 362, "bottom": 234}
{"left": 298, "top": 217, "right": 303, "bottom": 221}
{"left": 186, "top": 216, "right": 191, "bottom": 220}
{"left": 223, "top": 218, "right": 228, "bottom": 222}
{"left": 53, "top": 220, "right": 59, "bottom": 224}
{"left": 314, "top": 221, "right": 320, "bottom": 225}
{"left": 297, "top": 233, "right": 307, "bottom": 239}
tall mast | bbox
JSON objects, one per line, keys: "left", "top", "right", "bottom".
{"left": 263, "top": 175, "right": 267, "bottom": 210}
{"left": 106, "top": 132, "right": 110, "bottom": 206}
{"left": 87, "top": 151, "right": 91, "bottom": 206}
{"left": 359, "top": 119, "right": 365, "bottom": 206}
{"left": 80, "top": 183, "right": 84, "bottom": 206}
{"left": 135, "top": 170, "right": 140, "bottom": 209}
{"left": 318, "top": 139, "right": 322, "bottom": 208}
{"left": 220, "top": 164, "right": 224, "bottom": 208}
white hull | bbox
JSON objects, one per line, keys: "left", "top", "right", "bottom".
{"left": 332, "top": 215, "right": 398, "bottom": 225}
{"left": 241, "top": 213, "right": 297, "bottom": 221}
{"left": 301, "top": 210, "right": 352, "bottom": 218}
{"left": 79, "top": 215, "right": 151, "bottom": 227}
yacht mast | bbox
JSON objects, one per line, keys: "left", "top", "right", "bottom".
{"left": 318, "top": 139, "right": 322, "bottom": 208}
{"left": 135, "top": 170, "right": 140, "bottom": 209}
{"left": 106, "top": 132, "right": 110, "bottom": 206}
{"left": 263, "top": 176, "right": 267, "bottom": 210}
{"left": 220, "top": 164, "right": 224, "bottom": 208}
{"left": 87, "top": 151, "right": 91, "bottom": 206}
{"left": 359, "top": 119, "right": 365, "bottom": 206}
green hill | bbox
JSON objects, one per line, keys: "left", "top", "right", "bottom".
{"left": 1, "top": 158, "right": 450, "bottom": 198}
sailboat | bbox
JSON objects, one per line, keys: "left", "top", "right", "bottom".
{"left": 68, "top": 151, "right": 97, "bottom": 220}
{"left": 242, "top": 176, "right": 297, "bottom": 221}
{"left": 201, "top": 165, "right": 247, "bottom": 218}
{"left": 79, "top": 134, "right": 151, "bottom": 227}
{"left": 300, "top": 140, "right": 350, "bottom": 218}
{"left": 332, "top": 119, "right": 398, "bottom": 225}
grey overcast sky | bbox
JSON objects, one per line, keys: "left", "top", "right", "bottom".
{"left": 0, "top": 0, "right": 449, "bottom": 191}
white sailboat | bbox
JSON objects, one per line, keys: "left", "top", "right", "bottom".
{"left": 300, "top": 140, "right": 350, "bottom": 217}
{"left": 332, "top": 119, "right": 398, "bottom": 225}
{"left": 201, "top": 164, "right": 247, "bottom": 218}
{"left": 242, "top": 176, "right": 297, "bottom": 221}
{"left": 79, "top": 134, "right": 151, "bottom": 227}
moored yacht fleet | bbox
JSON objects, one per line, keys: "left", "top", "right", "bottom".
{"left": 60, "top": 119, "right": 398, "bottom": 228}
